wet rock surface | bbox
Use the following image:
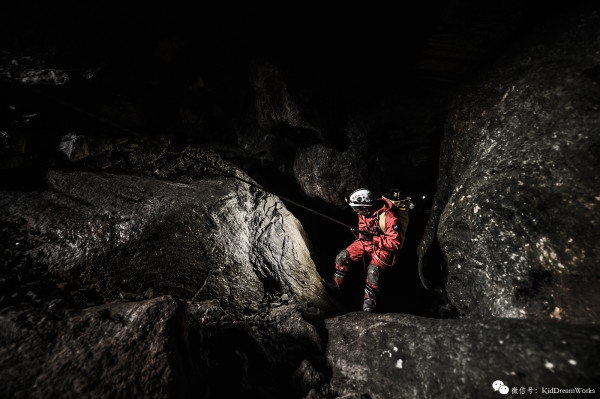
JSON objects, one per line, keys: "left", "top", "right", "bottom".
{"left": 419, "top": 10, "right": 600, "bottom": 322}
{"left": 326, "top": 312, "right": 600, "bottom": 399}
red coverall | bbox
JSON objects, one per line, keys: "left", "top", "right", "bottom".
{"left": 335, "top": 198, "right": 407, "bottom": 289}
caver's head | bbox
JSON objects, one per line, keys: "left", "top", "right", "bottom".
{"left": 347, "top": 188, "right": 374, "bottom": 215}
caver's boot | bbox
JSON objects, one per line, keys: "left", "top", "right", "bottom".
{"left": 323, "top": 269, "right": 346, "bottom": 294}
{"left": 324, "top": 249, "right": 351, "bottom": 294}
{"left": 363, "top": 284, "right": 379, "bottom": 312}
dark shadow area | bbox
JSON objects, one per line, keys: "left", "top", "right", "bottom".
{"left": 186, "top": 318, "right": 335, "bottom": 399}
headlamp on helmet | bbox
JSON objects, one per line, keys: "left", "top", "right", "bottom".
{"left": 347, "top": 188, "right": 374, "bottom": 208}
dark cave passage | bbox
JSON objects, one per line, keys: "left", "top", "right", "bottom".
{"left": 226, "top": 157, "right": 446, "bottom": 316}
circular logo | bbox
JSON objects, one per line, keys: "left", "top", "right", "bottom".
{"left": 492, "top": 381, "right": 504, "bottom": 391}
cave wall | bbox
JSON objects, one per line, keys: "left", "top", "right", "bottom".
{"left": 419, "top": 10, "right": 600, "bottom": 323}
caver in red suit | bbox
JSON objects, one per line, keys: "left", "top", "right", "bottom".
{"left": 329, "top": 188, "right": 409, "bottom": 312}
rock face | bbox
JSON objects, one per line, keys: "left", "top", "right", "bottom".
{"left": 0, "top": 151, "right": 339, "bottom": 397}
{"left": 326, "top": 312, "right": 600, "bottom": 399}
{"left": 0, "top": 296, "right": 191, "bottom": 398}
{"left": 419, "top": 11, "right": 600, "bottom": 322}
{"left": 0, "top": 296, "right": 330, "bottom": 399}
{"left": 293, "top": 135, "right": 374, "bottom": 207}
{"left": 0, "top": 153, "right": 333, "bottom": 316}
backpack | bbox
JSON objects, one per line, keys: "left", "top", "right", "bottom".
{"left": 379, "top": 189, "right": 411, "bottom": 233}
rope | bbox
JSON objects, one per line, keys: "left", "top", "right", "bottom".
{"left": 200, "top": 161, "right": 353, "bottom": 229}
{"left": 2, "top": 75, "right": 354, "bottom": 230}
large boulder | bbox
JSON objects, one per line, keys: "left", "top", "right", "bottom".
{"left": 418, "top": 11, "right": 600, "bottom": 322}
{"left": 326, "top": 312, "right": 600, "bottom": 399}
{"left": 0, "top": 296, "right": 194, "bottom": 398}
{"left": 0, "top": 296, "right": 328, "bottom": 398}
{"left": 293, "top": 136, "right": 374, "bottom": 207}
{"left": 0, "top": 154, "right": 334, "bottom": 316}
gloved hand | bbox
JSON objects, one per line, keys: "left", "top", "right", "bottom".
{"left": 359, "top": 231, "right": 373, "bottom": 242}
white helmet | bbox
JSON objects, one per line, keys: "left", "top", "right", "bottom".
{"left": 347, "top": 188, "right": 375, "bottom": 208}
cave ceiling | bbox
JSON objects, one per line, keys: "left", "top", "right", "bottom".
{"left": 1, "top": 2, "right": 569, "bottom": 116}
{"left": 0, "top": 1, "right": 591, "bottom": 193}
